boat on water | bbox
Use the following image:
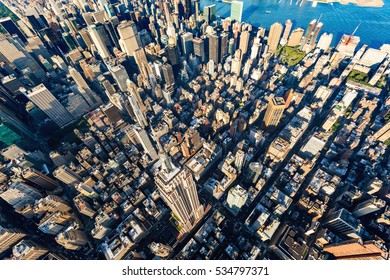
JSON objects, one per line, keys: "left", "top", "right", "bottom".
{"left": 265, "top": 10, "right": 272, "bottom": 14}
{"left": 312, "top": 1, "right": 317, "bottom": 7}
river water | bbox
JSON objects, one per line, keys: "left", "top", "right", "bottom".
{"left": 199, "top": 0, "right": 390, "bottom": 48}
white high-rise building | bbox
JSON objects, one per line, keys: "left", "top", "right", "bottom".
{"left": 317, "top": 33, "right": 333, "bottom": 51}
{"left": 230, "top": 1, "right": 243, "bottom": 23}
{"left": 117, "top": 21, "right": 142, "bottom": 57}
{"left": 226, "top": 185, "right": 248, "bottom": 214}
{"left": 231, "top": 49, "right": 242, "bottom": 76}
{"left": 109, "top": 65, "right": 129, "bottom": 92}
{"left": 280, "top": 19, "right": 293, "bottom": 46}
{"left": 0, "top": 35, "right": 45, "bottom": 78}
{"left": 49, "top": 0, "right": 64, "bottom": 20}
{"left": 154, "top": 151, "right": 204, "bottom": 233}
{"left": 234, "top": 150, "right": 246, "bottom": 173}
{"left": 26, "top": 84, "right": 74, "bottom": 128}
{"left": 124, "top": 125, "right": 158, "bottom": 161}
{"left": 128, "top": 93, "right": 148, "bottom": 128}
{"left": 53, "top": 165, "right": 82, "bottom": 186}
{"left": 267, "top": 22, "right": 283, "bottom": 54}
{"left": 69, "top": 67, "right": 101, "bottom": 107}
{"left": 250, "top": 43, "right": 261, "bottom": 59}
{"left": 181, "top": 32, "right": 194, "bottom": 57}
{"left": 88, "top": 25, "right": 110, "bottom": 59}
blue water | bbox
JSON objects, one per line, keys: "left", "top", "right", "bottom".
{"left": 199, "top": 0, "right": 390, "bottom": 48}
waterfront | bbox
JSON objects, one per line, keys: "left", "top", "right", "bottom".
{"left": 200, "top": 0, "right": 390, "bottom": 48}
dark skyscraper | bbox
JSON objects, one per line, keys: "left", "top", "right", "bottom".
{"left": 162, "top": 63, "right": 175, "bottom": 86}
{"left": 192, "top": 37, "right": 206, "bottom": 63}
{"left": 166, "top": 44, "right": 180, "bottom": 66}
{"left": 0, "top": 17, "right": 27, "bottom": 43}
{"left": 203, "top": 5, "right": 216, "bottom": 24}
{"left": 208, "top": 32, "right": 220, "bottom": 64}
{"left": 220, "top": 32, "right": 229, "bottom": 59}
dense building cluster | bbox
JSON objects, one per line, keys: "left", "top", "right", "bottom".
{"left": 0, "top": 0, "right": 389, "bottom": 260}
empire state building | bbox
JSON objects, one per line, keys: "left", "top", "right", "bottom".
{"left": 154, "top": 151, "right": 204, "bottom": 233}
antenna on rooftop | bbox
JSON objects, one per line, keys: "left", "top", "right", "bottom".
{"left": 346, "top": 22, "right": 361, "bottom": 45}
{"left": 317, "top": 13, "right": 323, "bottom": 24}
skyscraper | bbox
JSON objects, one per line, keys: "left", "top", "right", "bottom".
{"left": 12, "top": 239, "right": 48, "bottom": 260}
{"left": 53, "top": 166, "right": 83, "bottom": 186}
{"left": 234, "top": 149, "right": 246, "bottom": 173}
{"left": 208, "top": 32, "right": 220, "bottom": 64}
{"left": 26, "top": 84, "right": 75, "bottom": 128}
{"left": 0, "top": 35, "right": 45, "bottom": 79}
{"left": 134, "top": 48, "right": 151, "bottom": 79}
{"left": 226, "top": 185, "right": 248, "bottom": 215}
{"left": 166, "top": 44, "right": 180, "bottom": 66}
{"left": 117, "top": 20, "right": 142, "bottom": 57}
{"left": 203, "top": 5, "right": 216, "bottom": 24}
{"left": 0, "top": 17, "right": 27, "bottom": 43}
{"left": 79, "top": 29, "right": 93, "bottom": 49}
{"left": 220, "top": 32, "right": 229, "bottom": 58}
{"left": 127, "top": 92, "right": 148, "bottom": 128}
{"left": 194, "top": 0, "right": 200, "bottom": 21}
{"left": 351, "top": 197, "right": 386, "bottom": 218}
{"left": 287, "top": 28, "right": 304, "bottom": 47}
{"left": 109, "top": 65, "right": 130, "bottom": 92}
{"left": 228, "top": 38, "right": 235, "bottom": 55}
{"left": 192, "top": 37, "right": 206, "bottom": 63}
{"left": 250, "top": 43, "right": 262, "bottom": 59}
{"left": 230, "top": 1, "right": 244, "bottom": 23}
{"left": 244, "top": 162, "right": 263, "bottom": 185}
{"left": 267, "top": 22, "right": 283, "bottom": 54}
{"left": 301, "top": 19, "right": 316, "bottom": 48}
{"left": 124, "top": 125, "right": 158, "bottom": 161}
{"left": 181, "top": 32, "right": 194, "bottom": 57}
{"left": 162, "top": 84, "right": 174, "bottom": 105}
{"left": 0, "top": 182, "right": 42, "bottom": 212}
{"left": 127, "top": 80, "right": 146, "bottom": 113}
{"left": 231, "top": 49, "right": 242, "bottom": 76}
{"left": 300, "top": 19, "right": 323, "bottom": 52}
{"left": 69, "top": 67, "right": 101, "bottom": 108}
{"left": 55, "top": 226, "right": 89, "bottom": 250}
{"left": 280, "top": 19, "right": 293, "bottom": 46}
{"left": 154, "top": 151, "right": 204, "bottom": 233}
{"left": 262, "top": 97, "right": 286, "bottom": 130}
{"left": 305, "top": 22, "right": 323, "bottom": 52}
{"left": 0, "top": 225, "right": 27, "bottom": 255}
{"left": 162, "top": 63, "right": 175, "bottom": 86}
{"left": 22, "top": 167, "right": 60, "bottom": 190}
{"left": 323, "top": 208, "right": 364, "bottom": 238}
{"left": 317, "top": 33, "right": 333, "bottom": 51}
{"left": 239, "top": 30, "right": 250, "bottom": 55}
{"left": 88, "top": 24, "right": 110, "bottom": 59}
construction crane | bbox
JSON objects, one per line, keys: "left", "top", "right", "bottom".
{"left": 345, "top": 23, "right": 361, "bottom": 45}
